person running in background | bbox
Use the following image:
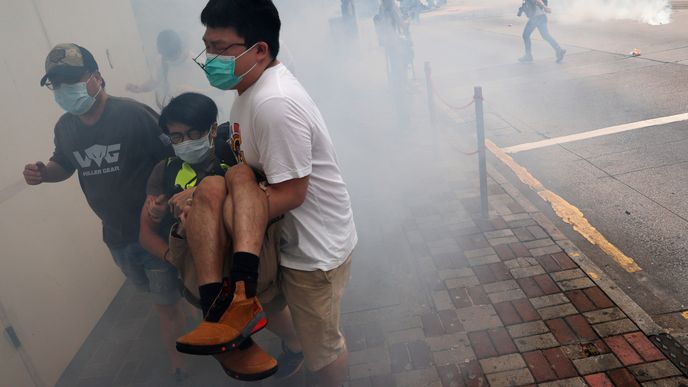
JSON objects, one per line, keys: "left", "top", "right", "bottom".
{"left": 519, "top": 0, "right": 566, "bottom": 63}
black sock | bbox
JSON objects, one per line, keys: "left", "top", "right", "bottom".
{"left": 230, "top": 252, "right": 260, "bottom": 298}
{"left": 199, "top": 282, "right": 223, "bottom": 317}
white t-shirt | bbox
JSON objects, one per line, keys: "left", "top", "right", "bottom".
{"left": 229, "top": 63, "right": 357, "bottom": 271}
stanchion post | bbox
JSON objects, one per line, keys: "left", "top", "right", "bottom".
{"left": 474, "top": 86, "right": 489, "bottom": 219}
{"left": 424, "top": 61, "right": 436, "bottom": 126}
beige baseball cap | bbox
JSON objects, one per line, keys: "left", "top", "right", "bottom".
{"left": 40, "top": 43, "right": 99, "bottom": 86}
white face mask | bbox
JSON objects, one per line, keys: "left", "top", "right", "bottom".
{"left": 172, "top": 134, "right": 212, "bottom": 164}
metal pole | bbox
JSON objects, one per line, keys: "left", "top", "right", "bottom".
{"left": 475, "top": 86, "right": 489, "bottom": 219}
{"left": 424, "top": 62, "right": 436, "bottom": 126}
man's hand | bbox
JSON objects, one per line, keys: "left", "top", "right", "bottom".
{"left": 147, "top": 194, "right": 168, "bottom": 223}
{"left": 169, "top": 187, "right": 196, "bottom": 219}
{"left": 23, "top": 161, "right": 47, "bottom": 185}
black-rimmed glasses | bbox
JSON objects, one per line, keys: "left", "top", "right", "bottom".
{"left": 192, "top": 43, "right": 247, "bottom": 74}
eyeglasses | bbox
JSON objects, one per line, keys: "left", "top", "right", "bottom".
{"left": 192, "top": 43, "right": 246, "bottom": 74}
{"left": 167, "top": 127, "right": 208, "bottom": 145}
{"left": 45, "top": 73, "right": 93, "bottom": 91}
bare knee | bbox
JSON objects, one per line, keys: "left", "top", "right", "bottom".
{"left": 194, "top": 176, "right": 227, "bottom": 208}
{"left": 226, "top": 164, "right": 256, "bottom": 190}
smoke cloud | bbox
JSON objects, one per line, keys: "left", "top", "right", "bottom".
{"left": 552, "top": 0, "right": 672, "bottom": 25}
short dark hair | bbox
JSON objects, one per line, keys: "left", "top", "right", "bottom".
{"left": 159, "top": 93, "right": 218, "bottom": 134}
{"left": 200, "top": 0, "right": 281, "bottom": 59}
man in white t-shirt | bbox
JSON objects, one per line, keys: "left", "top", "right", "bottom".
{"left": 175, "top": 0, "right": 357, "bottom": 385}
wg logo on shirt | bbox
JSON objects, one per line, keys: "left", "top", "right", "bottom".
{"left": 73, "top": 144, "right": 121, "bottom": 176}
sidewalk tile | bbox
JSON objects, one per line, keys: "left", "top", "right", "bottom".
{"left": 583, "top": 287, "right": 615, "bottom": 309}
{"left": 641, "top": 377, "right": 688, "bottom": 386}
{"left": 463, "top": 247, "right": 495, "bottom": 259}
{"left": 583, "top": 307, "right": 626, "bottom": 325}
{"left": 483, "top": 280, "right": 519, "bottom": 294}
{"left": 557, "top": 277, "right": 596, "bottom": 291}
{"left": 624, "top": 332, "right": 665, "bottom": 362}
{"left": 479, "top": 353, "right": 525, "bottom": 374}
{"left": 527, "top": 226, "right": 549, "bottom": 240}
{"left": 565, "top": 314, "right": 599, "bottom": 341}
{"left": 583, "top": 373, "right": 614, "bottom": 387}
{"left": 446, "top": 275, "right": 480, "bottom": 289}
{"left": 494, "top": 301, "right": 522, "bottom": 325}
{"left": 524, "top": 239, "right": 556, "bottom": 249}
{"left": 538, "top": 303, "right": 578, "bottom": 320}
{"left": 484, "top": 229, "right": 514, "bottom": 239}
{"left": 488, "top": 327, "right": 518, "bottom": 355}
{"left": 530, "top": 293, "right": 570, "bottom": 309}
{"left": 449, "top": 288, "right": 473, "bottom": 309}
{"left": 510, "top": 265, "right": 546, "bottom": 279}
{"left": 387, "top": 328, "right": 425, "bottom": 344}
{"left": 538, "top": 376, "right": 587, "bottom": 387}
{"left": 523, "top": 350, "right": 557, "bottom": 382}
{"left": 543, "top": 347, "right": 578, "bottom": 378}
{"left": 565, "top": 290, "right": 597, "bottom": 313}
{"left": 513, "top": 227, "right": 536, "bottom": 242}
{"left": 433, "top": 290, "right": 454, "bottom": 311}
{"left": 551, "top": 269, "right": 586, "bottom": 282}
{"left": 438, "top": 268, "right": 475, "bottom": 281}
{"left": 604, "top": 336, "right": 643, "bottom": 366}
{"left": 592, "top": 319, "right": 638, "bottom": 337}
{"left": 467, "top": 286, "right": 491, "bottom": 306}
{"left": 426, "top": 332, "right": 471, "bottom": 352}
{"left": 551, "top": 253, "right": 579, "bottom": 270}
{"left": 533, "top": 274, "right": 561, "bottom": 295}
{"left": 531, "top": 245, "right": 564, "bottom": 257}
{"left": 473, "top": 265, "right": 497, "bottom": 284}
{"left": 517, "top": 277, "right": 545, "bottom": 298}
{"left": 485, "top": 368, "right": 534, "bottom": 386}
{"left": 493, "top": 244, "right": 515, "bottom": 260}
{"left": 349, "top": 361, "right": 393, "bottom": 380}
{"left": 408, "top": 340, "right": 433, "bottom": 370}
{"left": 488, "top": 288, "right": 526, "bottom": 304}
{"left": 438, "top": 309, "right": 465, "bottom": 334}
{"left": 606, "top": 368, "right": 641, "bottom": 386}
{"left": 507, "top": 321, "right": 549, "bottom": 339}
{"left": 572, "top": 353, "right": 622, "bottom": 375}
{"left": 514, "top": 333, "right": 559, "bottom": 352}
{"left": 490, "top": 262, "right": 513, "bottom": 281}
{"left": 468, "top": 331, "right": 498, "bottom": 359}
{"left": 394, "top": 367, "right": 441, "bottom": 387}
{"left": 421, "top": 313, "right": 445, "bottom": 337}
{"left": 509, "top": 242, "right": 532, "bottom": 258}
{"left": 459, "top": 359, "right": 487, "bottom": 387}
{"left": 546, "top": 318, "right": 578, "bottom": 345}
{"left": 513, "top": 299, "right": 540, "bottom": 322}
{"left": 389, "top": 342, "right": 412, "bottom": 373}
{"left": 628, "top": 360, "right": 682, "bottom": 382}
{"left": 436, "top": 364, "right": 464, "bottom": 387}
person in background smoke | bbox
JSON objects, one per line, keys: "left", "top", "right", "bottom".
{"left": 519, "top": 0, "right": 566, "bottom": 63}
{"left": 174, "top": 0, "right": 358, "bottom": 385}
{"left": 22, "top": 44, "right": 189, "bottom": 380}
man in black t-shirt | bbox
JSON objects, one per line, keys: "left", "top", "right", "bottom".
{"left": 22, "top": 43, "right": 189, "bottom": 379}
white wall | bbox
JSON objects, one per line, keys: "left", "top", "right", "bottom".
{"left": 0, "top": 1, "right": 152, "bottom": 386}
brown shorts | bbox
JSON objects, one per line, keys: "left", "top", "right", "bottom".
{"left": 167, "top": 221, "right": 283, "bottom": 309}
{"left": 280, "top": 255, "right": 352, "bottom": 372}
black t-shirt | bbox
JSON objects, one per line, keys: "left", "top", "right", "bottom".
{"left": 50, "top": 96, "right": 172, "bottom": 248}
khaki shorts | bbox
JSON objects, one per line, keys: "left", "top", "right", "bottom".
{"left": 280, "top": 255, "right": 352, "bottom": 372}
{"left": 167, "top": 221, "right": 283, "bottom": 309}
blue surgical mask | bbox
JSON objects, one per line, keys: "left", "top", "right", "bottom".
{"left": 172, "top": 134, "right": 212, "bottom": 164}
{"left": 205, "top": 44, "right": 258, "bottom": 90}
{"left": 53, "top": 75, "right": 101, "bottom": 115}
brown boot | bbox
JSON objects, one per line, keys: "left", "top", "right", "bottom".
{"left": 176, "top": 281, "right": 267, "bottom": 355}
{"left": 214, "top": 338, "right": 278, "bottom": 381}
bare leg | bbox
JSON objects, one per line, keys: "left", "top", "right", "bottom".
{"left": 186, "top": 176, "right": 227, "bottom": 286}
{"left": 154, "top": 302, "right": 187, "bottom": 370}
{"left": 225, "top": 164, "right": 268, "bottom": 255}
{"left": 266, "top": 305, "right": 302, "bottom": 353}
{"left": 315, "top": 351, "right": 348, "bottom": 387}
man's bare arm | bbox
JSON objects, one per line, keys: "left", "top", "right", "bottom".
{"left": 265, "top": 176, "right": 309, "bottom": 219}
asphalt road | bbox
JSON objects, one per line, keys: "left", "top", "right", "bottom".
{"left": 408, "top": 1, "right": 688, "bottom": 325}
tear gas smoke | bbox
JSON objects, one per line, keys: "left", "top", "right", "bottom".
{"left": 552, "top": 0, "right": 672, "bottom": 26}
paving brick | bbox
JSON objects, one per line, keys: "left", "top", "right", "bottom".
{"left": 485, "top": 229, "right": 514, "bottom": 239}
{"left": 468, "top": 255, "right": 501, "bottom": 267}
{"left": 503, "top": 213, "right": 532, "bottom": 223}
{"left": 566, "top": 314, "right": 599, "bottom": 342}
{"left": 640, "top": 376, "right": 688, "bottom": 386}
{"left": 349, "top": 361, "right": 393, "bottom": 379}
{"left": 438, "top": 309, "right": 465, "bottom": 334}
{"left": 433, "top": 290, "right": 455, "bottom": 311}
{"left": 522, "top": 350, "right": 557, "bottom": 382}
{"left": 534, "top": 274, "right": 561, "bottom": 295}
{"left": 543, "top": 347, "right": 578, "bottom": 378}
{"left": 583, "top": 287, "right": 615, "bottom": 309}
{"left": 489, "top": 237, "right": 521, "bottom": 247}
{"left": 624, "top": 332, "right": 665, "bottom": 362}
{"left": 389, "top": 342, "right": 412, "bottom": 373}
{"left": 546, "top": 318, "right": 578, "bottom": 345}
{"left": 488, "top": 327, "right": 518, "bottom": 355}
{"left": 464, "top": 247, "right": 496, "bottom": 259}
{"left": 608, "top": 367, "right": 642, "bottom": 386}
{"left": 605, "top": 336, "right": 643, "bottom": 366}
{"left": 387, "top": 328, "right": 425, "bottom": 344}
{"left": 485, "top": 368, "right": 534, "bottom": 386}
{"left": 507, "top": 321, "right": 549, "bottom": 339}
{"left": 572, "top": 353, "right": 622, "bottom": 375}
{"left": 366, "top": 322, "right": 386, "bottom": 348}
{"left": 583, "top": 307, "right": 626, "bottom": 325}
{"left": 473, "top": 265, "right": 496, "bottom": 284}
{"left": 538, "top": 377, "right": 587, "bottom": 387}
{"left": 531, "top": 245, "right": 564, "bottom": 257}
{"left": 526, "top": 226, "right": 549, "bottom": 240}
{"left": 349, "top": 377, "right": 373, "bottom": 387}
{"left": 350, "top": 347, "right": 391, "bottom": 366}
{"left": 511, "top": 265, "right": 546, "bottom": 279}
{"left": 394, "top": 367, "right": 441, "bottom": 387}
{"left": 493, "top": 244, "right": 515, "bottom": 260}
{"left": 437, "top": 364, "right": 465, "bottom": 387}
{"left": 467, "top": 286, "right": 490, "bottom": 306}
{"left": 551, "top": 252, "right": 578, "bottom": 270}
{"left": 449, "top": 287, "right": 473, "bottom": 309}
{"left": 421, "top": 313, "right": 446, "bottom": 337}
{"left": 346, "top": 325, "right": 368, "bottom": 352}
{"left": 457, "top": 306, "right": 503, "bottom": 332}
{"left": 468, "top": 331, "right": 498, "bottom": 359}
{"left": 583, "top": 373, "right": 614, "bottom": 387}
{"left": 537, "top": 255, "right": 563, "bottom": 273}
{"left": 530, "top": 293, "right": 570, "bottom": 309}
{"left": 458, "top": 235, "right": 490, "bottom": 251}
{"left": 512, "top": 298, "right": 540, "bottom": 322}
{"left": 506, "top": 257, "right": 540, "bottom": 269}
{"left": 538, "top": 303, "right": 578, "bottom": 320}
{"left": 489, "top": 262, "right": 513, "bottom": 281}
{"left": 426, "top": 332, "right": 471, "bottom": 352}
{"left": 459, "top": 359, "right": 486, "bottom": 387}
{"left": 494, "top": 301, "right": 522, "bottom": 326}
{"left": 483, "top": 280, "right": 519, "bottom": 294}
{"left": 438, "top": 268, "right": 475, "bottom": 281}
{"left": 518, "top": 277, "right": 545, "bottom": 298}
{"left": 565, "top": 290, "right": 597, "bottom": 313}
{"left": 593, "top": 319, "right": 638, "bottom": 338}
{"left": 488, "top": 288, "right": 527, "bottom": 304}
{"left": 514, "top": 227, "right": 536, "bottom": 242}
{"left": 509, "top": 242, "right": 532, "bottom": 258}
{"left": 408, "top": 340, "right": 433, "bottom": 370}
{"left": 551, "top": 269, "right": 586, "bottom": 282}
{"left": 524, "top": 239, "right": 556, "bottom": 249}
{"left": 446, "top": 276, "right": 480, "bottom": 289}
{"left": 480, "top": 353, "right": 526, "bottom": 374}
{"left": 629, "top": 360, "right": 682, "bottom": 382}
{"left": 514, "top": 333, "right": 560, "bottom": 352}
{"left": 558, "top": 277, "right": 596, "bottom": 291}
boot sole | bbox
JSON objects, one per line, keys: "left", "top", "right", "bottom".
{"left": 223, "top": 363, "right": 279, "bottom": 381}
{"left": 176, "top": 311, "right": 268, "bottom": 355}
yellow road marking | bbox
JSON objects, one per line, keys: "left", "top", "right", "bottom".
{"left": 486, "top": 140, "right": 643, "bottom": 273}
{"left": 682, "top": 311, "right": 688, "bottom": 320}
